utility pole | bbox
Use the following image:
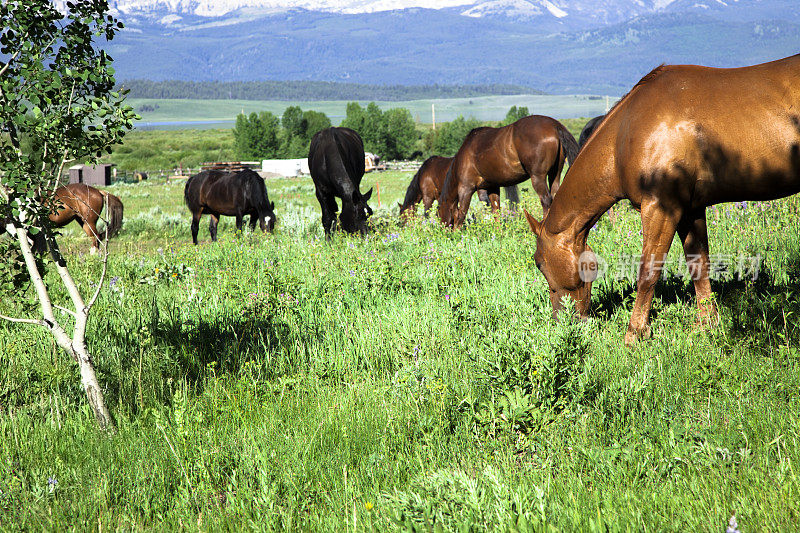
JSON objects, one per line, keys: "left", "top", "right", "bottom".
{"left": 432, "top": 103, "right": 436, "bottom": 130}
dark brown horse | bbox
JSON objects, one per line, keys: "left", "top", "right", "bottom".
{"left": 438, "top": 115, "right": 579, "bottom": 227}
{"left": 184, "top": 168, "right": 276, "bottom": 245}
{"left": 399, "top": 155, "right": 520, "bottom": 217}
{"left": 524, "top": 54, "right": 800, "bottom": 346}
{"left": 50, "top": 183, "right": 123, "bottom": 252}
{"left": 578, "top": 115, "right": 605, "bottom": 149}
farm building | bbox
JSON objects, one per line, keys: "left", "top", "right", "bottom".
{"left": 68, "top": 164, "right": 115, "bottom": 186}
{"left": 261, "top": 158, "right": 310, "bottom": 177}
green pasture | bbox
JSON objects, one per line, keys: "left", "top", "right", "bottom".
{"left": 2, "top": 150, "right": 800, "bottom": 530}
{"left": 129, "top": 94, "right": 617, "bottom": 129}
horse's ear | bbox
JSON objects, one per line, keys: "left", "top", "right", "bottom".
{"left": 270, "top": 201, "right": 275, "bottom": 210}
{"left": 523, "top": 209, "right": 542, "bottom": 236}
{"left": 363, "top": 187, "right": 373, "bottom": 202}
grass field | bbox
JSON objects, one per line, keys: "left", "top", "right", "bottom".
{"left": 129, "top": 94, "right": 618, "bottom": 129}
{"left": 2, "top": 151, "right": 799, "bottom": 529}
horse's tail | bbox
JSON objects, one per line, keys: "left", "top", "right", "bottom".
{"left": 555, "top": 122, "right": 580, "bottom": 167}
{"left": 184, "top": 173, "right": 204, "bottom": 213}
{"left": 102, "top": 192, "right": 123, "bottom": 238}
{"left": 400, "top": 162, "right": 426, "bottom": 214}
{"left": 248, "top": 170, "right": 270, "bottom": 213}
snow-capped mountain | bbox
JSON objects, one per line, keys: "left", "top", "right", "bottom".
{"left": 86, "top": 0, "right": 689, "bottom": 22}
{"left": 104, "top": 0, "right": 479, "bottom": 17}
{"left": 101, "top": 0, "right": 798, "bottom": 93}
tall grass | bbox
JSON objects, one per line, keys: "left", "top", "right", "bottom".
{"left": 1, "top": 160, "right": 798, "bottom": 530}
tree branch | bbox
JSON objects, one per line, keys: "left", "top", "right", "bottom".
{"left": 0, "top": 313, "right": 46, "bottom": 326}
{"left": 54, "top": 305, "right": 78, "bottom": 319}
{"left": 86, "top": 230, "right": 110, "bottom": 312}
{"left": 13, "top": 224, "right": 58, "bottom": 324}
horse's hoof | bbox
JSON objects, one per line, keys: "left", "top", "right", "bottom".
{"left": 624, "top": 324, "right": 651, "bottom": 347}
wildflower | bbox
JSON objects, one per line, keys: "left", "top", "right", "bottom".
{"left": 726, "top": 515, "right": 740, "bottom": 533}
{"left": 444, "top": 294, "right": 450, "bottom": 301}
{"left": 364, "top": 501, "right": 374, "bottom": 512}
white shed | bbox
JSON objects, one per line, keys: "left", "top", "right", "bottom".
{"left": 261, "top": 158, "right": 310, "bottom": 177}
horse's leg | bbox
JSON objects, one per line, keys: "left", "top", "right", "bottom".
{"left": 530, "top": 173, "right": 553, "bottom": 217}
{"left": 81, "top": 219, "right": 100, "bottom": 253}
{"left": 191, "top": 210, "right": 202, "bottom": 245}
{"left": 677, "top": 209, "right": 719, "bottom": 327}
{"left": 486, "top": 187, "right": 501, "bottom": 214}
{"left": 316, "top": 190, "right": 338, "bottom": 238}
{"left": 476, "top": 189, "right": 490, "bottom": 207}
{"left": 209, "top": 213, "right": 220, "bottom": 242}
{"left": 625, "top": 201, "right": 682, "bottom": 346}
{"left": 235, "top": 215, "right": 244, "bottom": 234}
{"left": 504, "top": 185, "right": 520, "bottom": 213}
{"left": 422, "top": 196, "right": 434, "bottom": 217}
{"left": 249, "top": 214, "right": 258, "bottom": 231}
{"left": 454, "top": 186, "right": 476, "bottom": 229}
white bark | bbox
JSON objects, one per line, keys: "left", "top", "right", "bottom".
{"left": 3, "top": 222, "right": 114, "bottom": 430}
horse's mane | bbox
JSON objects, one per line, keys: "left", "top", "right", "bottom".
{"left": 574, "top": 63, "right": 669, "bottom": 155}
{"left": 464, "top": 126, "right": 491, "bottom": 141}
{"left": 604, "top": 64, "right": 668, "bottom": 120}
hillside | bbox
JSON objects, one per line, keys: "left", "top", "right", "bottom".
{"left": 106, "top": 4, "right": 800, "bottom": 94}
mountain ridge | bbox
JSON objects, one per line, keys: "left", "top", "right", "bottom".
{"left": 103, "top": 0, "right": 798, "bottom": 94}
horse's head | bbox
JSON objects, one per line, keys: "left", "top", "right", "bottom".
{"left": 340, "top": 188, "right": 372, "bottom": 235}
{"left": 264, "top": 200, "right": 276, "bottom": 232}
{"left": 524, "top": 210, "right": 598, "bottom": 319}
{"left": 437, "top": 199, "right": 455, "bottom": 227}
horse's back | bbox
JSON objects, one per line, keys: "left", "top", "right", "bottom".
{"left": 309, "top": 127, "right": 366, "bottom": 194}
{"left": 51, "top": 183, "right": 104, "bottom": 225}
{"left": 197, "top": 169, "right": 267, "bottom": 215}
{"left": 423, "top": 156, "right": 452, "bottom": 189}
{"left": 579, "top": 115, "right": 605, "bottom": 148}
{"left": 598, "top": 56, "right": 800, "bottom": 204}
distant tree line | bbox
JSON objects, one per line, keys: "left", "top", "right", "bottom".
{"left": 120, "top": 79, "right": 546, "bottom": 102}
{"left": 420, "top": 106, "right": 531, "bottom": 157}
{"left": 233, "top": 106, "right": 332, "bottom": 160}
{"left": 233, "top": 104, "right": 537, "bottom": 161}
{"left": 339, "top": 103, "right": 418, "bottom": 160}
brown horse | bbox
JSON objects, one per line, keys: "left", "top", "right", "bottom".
{"left": 524, "top": 54, "right": 800, "bottom": 346}
{"left": 438, "top": 115, "right": 579, "bottom": 227}
{"left": 399, "top": 155, "right": 520, "bottom": 217}
{"left": 50, "top": 183, "right": 123, "bottom": 251}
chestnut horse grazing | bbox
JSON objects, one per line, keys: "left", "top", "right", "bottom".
{"left": 525, "top": 54, "right": 800, "bottom": 346}
{"left": 438, "top": 115, "right": 578, "bottom": 227}
{"left": 184, "top": 168, "right": 276, "bottom": 245}
{"left": 399, "top": 155, "right": 519, "bottom": 217}
{"left": 50, "top": 183, "right": 123, "bottom": 251}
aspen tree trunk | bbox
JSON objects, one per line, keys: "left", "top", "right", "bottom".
{"left": 8, "top": 224, "right": 114, "bottom": 430}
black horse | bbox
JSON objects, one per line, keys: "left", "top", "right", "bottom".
{"left": 578, "top": 115, "right": 605, "bottom": 149}
{"left": 308, "top": 127, "right": 373, "bottom": 236}
{"left": 184, "top": 168, "right": 276, "bottom": 245}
